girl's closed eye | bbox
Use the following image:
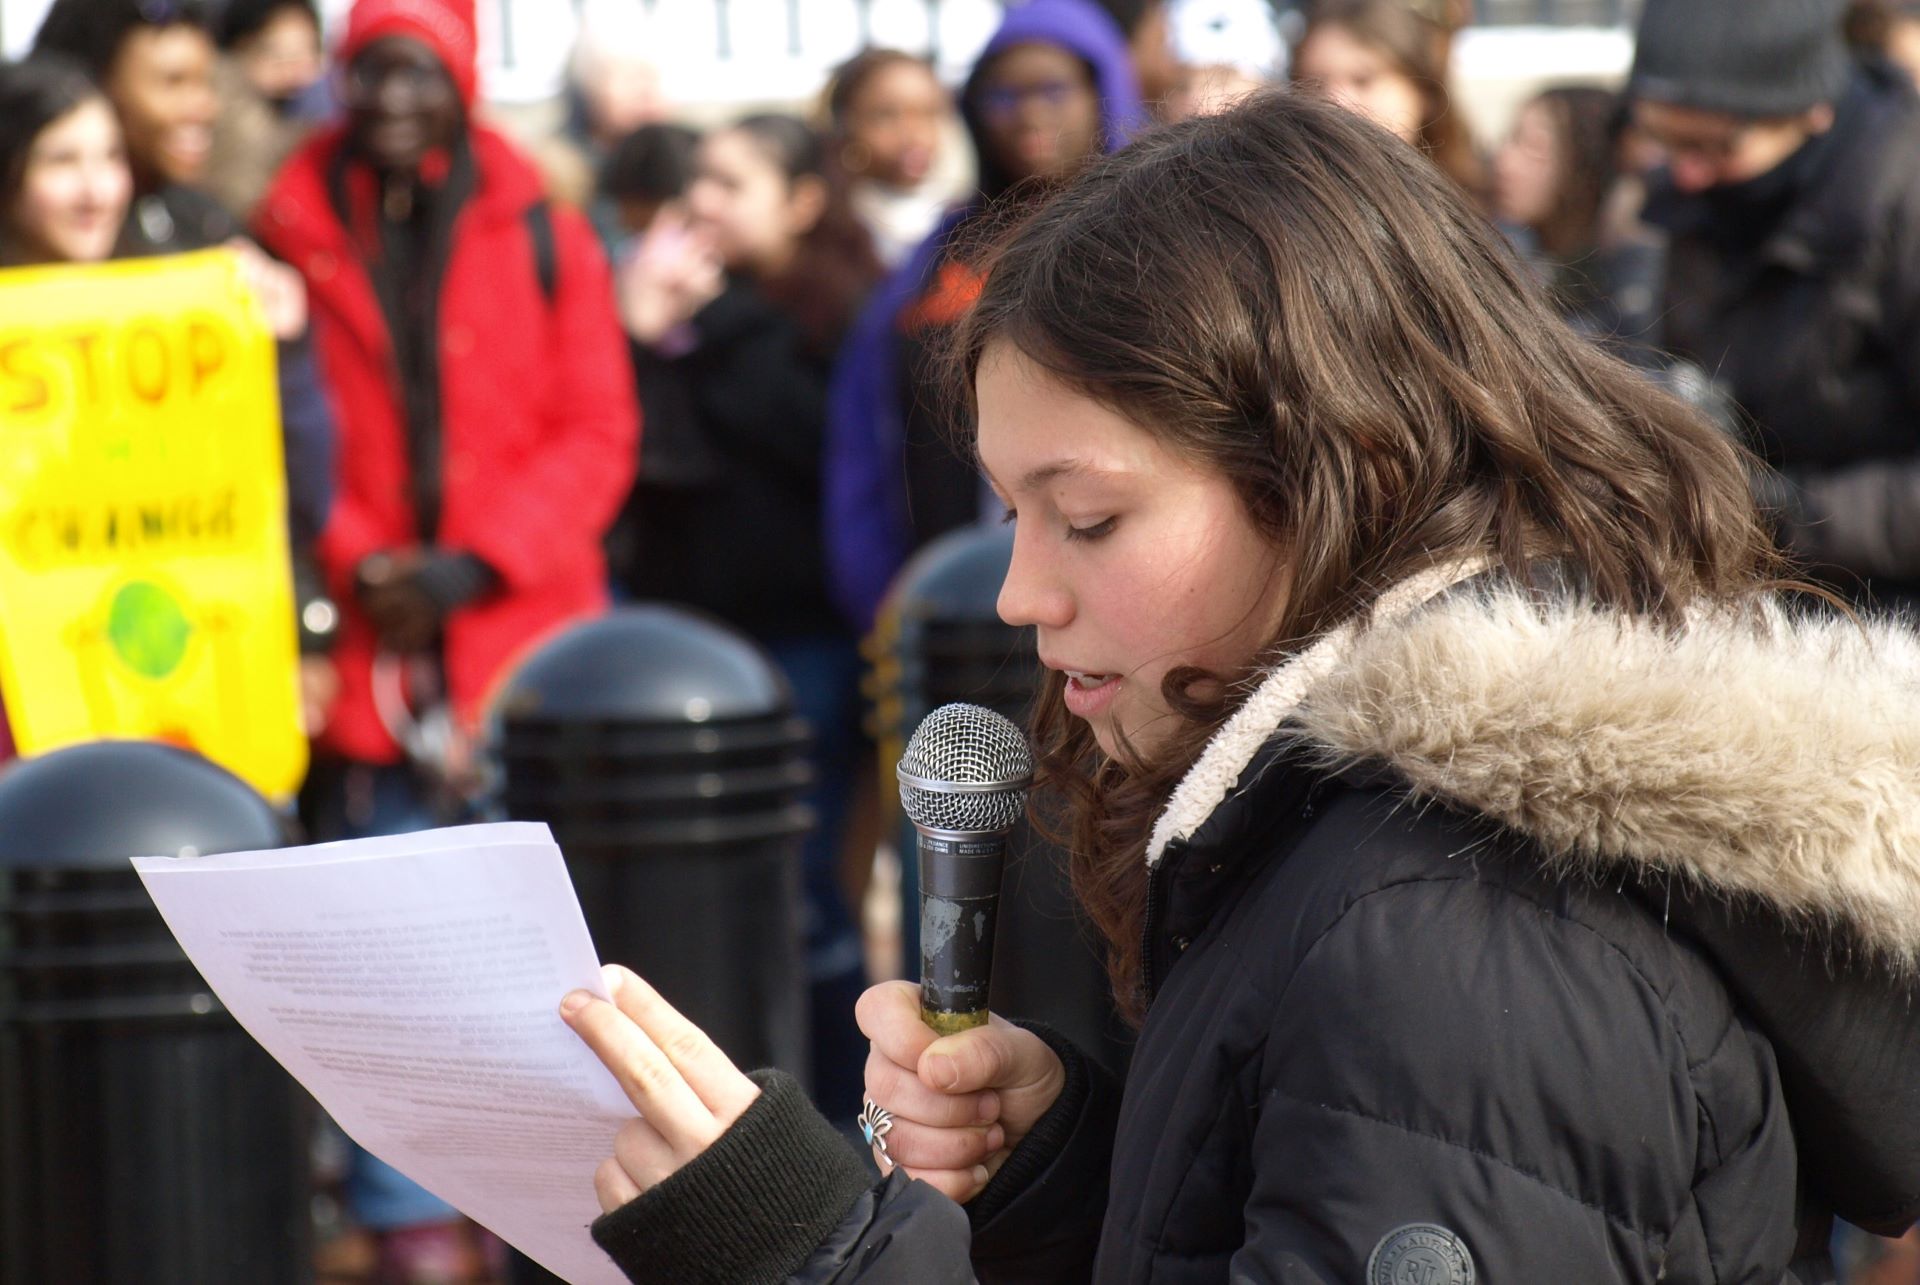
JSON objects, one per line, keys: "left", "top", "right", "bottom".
{"left": 1065, "top": 517, "right": 1116, "bottom": 542}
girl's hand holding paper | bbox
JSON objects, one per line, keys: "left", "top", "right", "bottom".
{"left": 560, "top": 964, "right": 761, "bottom": 1211}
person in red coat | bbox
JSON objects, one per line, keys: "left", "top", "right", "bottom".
{"left": 256, "top": 0, "right": 638, "bottom": 809}
{"left": 254, "top": 1, "right": 638, "bottom": 1269}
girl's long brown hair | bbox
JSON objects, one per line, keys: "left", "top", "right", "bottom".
{"left": 943, "top": 91, "right": 1787, "bottom": 1019}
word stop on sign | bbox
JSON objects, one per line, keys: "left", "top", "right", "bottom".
{"left": 0, "top": 311, "right": 235, "bottom": 421}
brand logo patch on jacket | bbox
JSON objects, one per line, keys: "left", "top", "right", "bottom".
{"left": 1367, "top": 1223, "right": 1475, "bottom": 1285}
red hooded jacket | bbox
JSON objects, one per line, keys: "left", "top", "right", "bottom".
{"left": 256, "top": 124, "right": 639, "bottom": 763}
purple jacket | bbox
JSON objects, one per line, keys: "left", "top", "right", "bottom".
{"left": 823, "top": 0, "right": 1146, "bottom": 631}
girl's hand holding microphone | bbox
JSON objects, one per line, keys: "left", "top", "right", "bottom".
{"left": 855, "top": 980, "right": 1065, "bottom": 1204}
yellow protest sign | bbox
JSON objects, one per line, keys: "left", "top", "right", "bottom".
{"left": 0, "top": 249, "right": 306, "bottom": 802}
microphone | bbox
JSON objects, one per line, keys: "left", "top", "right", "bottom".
{"left": 897, "top": 703, "right": 1034, "bottom": 1035}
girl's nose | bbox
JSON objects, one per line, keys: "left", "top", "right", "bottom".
{"left": 996, "top": 530, "right": 1071, "bottom": 630}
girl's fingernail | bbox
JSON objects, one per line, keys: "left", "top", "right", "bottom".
{"left": 986, "top": 1125, "right": 1005, "bottom": 1151}
{"left": 972, "top": 1165, "right": 990, "bottom": 1187}
{"left": 927, "top": 1053, "right": 960, "bottom": 1090}
{"left": 560, "top": 990, "right": 591, "bottom": 1016}
{"left": 977, "top": 1091, "right": 1000, "bottom": 1122}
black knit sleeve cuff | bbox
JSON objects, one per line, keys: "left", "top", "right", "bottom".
{"left": 966, "top": 1022, "right": 1092, "bottom": 1228}
{"left": 590, "top": 1069, "right": 874, "bottom": 1285}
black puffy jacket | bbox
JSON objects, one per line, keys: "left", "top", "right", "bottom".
{"left": 592, "top": 582, "right": 1920, "bottom": 1283}
{"left": 1648, "top": 64, "right": 1920, "bottom": 603}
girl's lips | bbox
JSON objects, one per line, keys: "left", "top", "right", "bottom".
{"left": 1062, "top": 671, "right": 1119, "bottom": 720}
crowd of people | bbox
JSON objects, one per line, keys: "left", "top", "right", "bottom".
{"left": 4, "top": 0, "right": 1920, "bottom": 1280}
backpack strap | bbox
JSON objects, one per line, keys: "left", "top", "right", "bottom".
{"left": 525, "top": 200, "right": 558, "bottom": 305}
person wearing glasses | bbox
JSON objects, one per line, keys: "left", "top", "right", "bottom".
{"left": 825, "top": 0, "right": 1145, "bottom": 636}
{"left": 252, "top": 1, "right": 638, "bottom": 1273}
{"left": 1631, "top": 0, "right": 1920, "bottom": 612}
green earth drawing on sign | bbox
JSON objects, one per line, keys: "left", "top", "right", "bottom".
{"left": 107, "top": 580, "right": 193, "bottom": 678}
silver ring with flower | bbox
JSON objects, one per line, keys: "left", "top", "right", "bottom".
{"left": 857, "top": 1098, "right": 895, "bottom": 1163}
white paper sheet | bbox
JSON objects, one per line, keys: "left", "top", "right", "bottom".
{"left": 133, "top": 822, "right": 635, "bottom": 1285}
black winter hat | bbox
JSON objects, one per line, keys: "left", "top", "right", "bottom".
{"left": 1631, "top": 0, "right": 1852, "bottom": 118}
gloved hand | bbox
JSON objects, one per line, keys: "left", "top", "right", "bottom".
{"left": 354, "top": 549, "right": 497, "bottom": 653}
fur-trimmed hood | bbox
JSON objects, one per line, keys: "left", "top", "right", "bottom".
{"left": 1150, "top": 576, "right": 1920, "bottom": 975}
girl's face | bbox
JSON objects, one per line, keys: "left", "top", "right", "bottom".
{"left": 687, "top": 129, "right": 823, "bottom": 276}
{"left": 105, "top": 23, "right": 218, "bottom": 187}
{"left": 978, "top": 343, "right": 1289, "bottom": 760}
{"left": 9, "top": 97, "right": 132, "bottom": 264}
{"left": 1493, "top": 99, "right": 1561, "bottom": 230}
{"left": 1294, "top": 23, "right": 1425, "bottom": 146}
{"left": 842, "top": 60, "right": 947, "bottom": 189}
{"left": 973, "top": 42, "right": 1103, "bottom": 185}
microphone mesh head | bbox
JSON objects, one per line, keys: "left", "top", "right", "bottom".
{"left": 898, "top": 703, "right": 1034, "bottom": 833}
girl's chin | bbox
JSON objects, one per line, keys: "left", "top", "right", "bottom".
{"left": 1087, "top": 712, "right": 1183, "bottom": 765}
{"left": 51, "top": 231, "right": 116, "bottom": 262}
{"left": 1085, "top": 713, "right": 1148, "bottom": 762}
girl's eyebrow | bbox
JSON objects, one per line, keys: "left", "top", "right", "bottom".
{"left": 980, "top": 459, "right": 1128, "bottom": 502}
{"left": 1019, "top": 459, "right": 1127, "bottom": 491}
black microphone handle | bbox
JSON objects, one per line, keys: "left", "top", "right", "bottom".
{"left": 916, "top": 826, "right": 1008, "bottom": 1035}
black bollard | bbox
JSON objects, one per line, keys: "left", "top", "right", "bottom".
{"left": 489, "top": 606, "right": 811, "bottom": 1080}
{"left": 490, "top": 608, "right": 818, "bottom": 1285}
{"left": 879, "top": 526, "right": 1134, "bottom": 1079}
{"left": 0, "top": 741, "right": 311, "bottom": 1285}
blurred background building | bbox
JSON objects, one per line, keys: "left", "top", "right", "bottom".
{"left": 0, "top": 0, "right": 1638, "bottom": 139}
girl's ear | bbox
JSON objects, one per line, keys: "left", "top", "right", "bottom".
{"left": 786, "top": 173, "right": 829, "bottom": 238}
